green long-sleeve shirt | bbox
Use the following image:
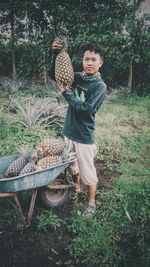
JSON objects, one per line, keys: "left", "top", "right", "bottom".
{"left": 49, "top": 51, "right": 107, "bottom": 144}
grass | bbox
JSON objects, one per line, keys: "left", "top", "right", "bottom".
{"left": 0, "top": 89, "right": 150, "bottom": 266}
{"left": 65, "top": 94, "right": 150, "bottom": 266}
{"left": 36, "top": 210, "right": 63, "bottom": 231}
{"left": 96, "top": 95, "right": 150, "bottom": 168}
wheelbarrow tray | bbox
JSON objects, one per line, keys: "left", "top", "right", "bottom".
{"left": 0, "top": 154, "right": 71, "bottom": 193}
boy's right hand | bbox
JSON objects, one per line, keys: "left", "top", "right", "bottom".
{"left": 52, "top": 41, "right": 62, "bottom": 50}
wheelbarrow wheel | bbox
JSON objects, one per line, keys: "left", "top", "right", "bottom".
{"left": 40, "top": 176, "right": 70, "bottom": 208}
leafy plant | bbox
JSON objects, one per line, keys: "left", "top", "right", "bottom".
{"left": 0, "top": 106, "right": 58, "bottom": 157}
{"left": 36, "top": 210, "right": 63, "bottom": 231}
{"left": 27, "top": 81, "right": 58, "bottom": 97}
{"left": 0, "top": 78, "right": 27, "bottom": 95}
{"left": 66, "top": 215, "right": 123, "bottom": 266}
{"left": 9, "top": 96, "right": 66, "bottom": 129}
{"left": 65, "top": 174, "right": 150, "bottom": 266}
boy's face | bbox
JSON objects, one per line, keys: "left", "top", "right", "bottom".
{"left": 82, "top": 50, "right": 103, "bottom": 74}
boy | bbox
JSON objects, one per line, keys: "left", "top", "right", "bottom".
{"left": 49, "top": 41, "right": 107, "bottom": 217}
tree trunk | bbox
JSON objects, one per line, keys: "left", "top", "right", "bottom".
{"left": 128, "top": 63, "right": 133, "bottom": 91}
{"left": 11, "top": 0, "right": 17, "bottom": 79}
{"left": 44, "top": 51, "right": 48, "bottom": 84}
{"left": 12, "top": 48, "right": 16, "bottom": 78}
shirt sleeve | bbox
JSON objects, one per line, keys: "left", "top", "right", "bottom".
{"left": 62, "top": 83, "right": 107, "bottom": 114}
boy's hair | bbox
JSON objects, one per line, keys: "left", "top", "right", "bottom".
{"left": 83, "top": 41, "right": 104, "bottom": 60}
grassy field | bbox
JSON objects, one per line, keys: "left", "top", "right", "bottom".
{"left": 0, "top": 89, "right": 150, "bottom": 266}
{"left": 65, "top": 94, "right": 150, "bottom": 266}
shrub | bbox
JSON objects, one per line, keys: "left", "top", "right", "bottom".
{"left": 36, "top": 210, "right": 63, "bottom": 231}
{"left": 8, "top": 96, "right": 66, "bottom": 129}
{"left": 0, "top": 78, "right": 27, "bottom": 95}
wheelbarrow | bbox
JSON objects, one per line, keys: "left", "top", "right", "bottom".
{"left": 0, "top": 152, "right": 76, "bottom": 227}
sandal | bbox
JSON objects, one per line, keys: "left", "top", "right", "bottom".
{"left": 83, "top": 205, "right": 96, "bottom": 217}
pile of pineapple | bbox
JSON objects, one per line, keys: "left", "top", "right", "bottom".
{"left": 36, "top": 138, "right": 65, "bottom": 170}
{"left": 5, "top": 138, "right": 66, "bottom": 178}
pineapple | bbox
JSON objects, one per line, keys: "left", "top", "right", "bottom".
{"left": 6, "top": 157, "right": 27, "bottom": 177}
{"left": 20, "top": 162, "right": 37, "bottom": 175}
{"left": 55, "top": 36, "right": 74, "bottom": 87}
{"left": 37, "top": 138, "right": 65, "bottom": 157}
{"left": 6, "top": 146, "right": 37, "bottom": 178}
{"left": 37, "top": 155, "right": 62, "bottom": 170}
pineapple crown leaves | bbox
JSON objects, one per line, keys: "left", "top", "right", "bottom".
{"left": 61, "top": 147, "right": 77, "bottom": 163}
{"left": 55, "top": 36, "right": 68, "bottom": 52}
{"left": 18, "top": 146, "right": 40, "bottom": 162}
{"left": 30, "top": 149, "right": 41, "bottom": 163}
{"left": 18, "top": 144, "right": 32, "bottom": 157}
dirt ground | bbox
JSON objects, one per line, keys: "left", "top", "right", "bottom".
{"left": 0, "top": 161, "right": 117, "bottom": 267}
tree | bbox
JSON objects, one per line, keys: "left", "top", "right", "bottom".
{"left": 0, "top": 0, "right": 28, "bottom": 78}
{"left": 0, "top": 0, "right": 149, "bottom": 93}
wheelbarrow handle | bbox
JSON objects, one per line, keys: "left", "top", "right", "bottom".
{"left": 46, "top": 183, "right": 76, "bottom": 190}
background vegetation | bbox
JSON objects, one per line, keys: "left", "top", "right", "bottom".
{"left": 0, "top": 0, "right": 150, "bottom": 266}
{"left": 0, "top": 0, "right": 150, "bottom": 94}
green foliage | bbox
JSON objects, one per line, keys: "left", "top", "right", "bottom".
{"left": 0, "top": 90, "right": 66, "bottom": 156}
{"left": 36, "top": 210, "right": 63, "bottom": 231}
{"left": 0, "top": 77, "right": 27, "bottom": 95}
{"left": 8, "top": 96, "right": 65, "bottom": 129}
{"left": 0, "top": 206, "right": 24, "bottom": 231}
{"left": 0, "top": 105, "right": 58, "bottom": 157}
{"left": 66, "top": 216, "right": 123, "bottom": 266}
{"left": 114, "top": 175, "right": 150, "bottom": 223}
{"left": 96, "top": 94, "right": 150, "bottom": 167}
{"left": 65, "top": 174, "right": 150, "bottom": 266}
{"left": 0, "top": 0, "right": 149, "bottom": 93}
{"left": 64, "top": 94, "right": 150, "bottom": 266}
{"left": 0, "top": 93, "right": 149, "bottom": 266}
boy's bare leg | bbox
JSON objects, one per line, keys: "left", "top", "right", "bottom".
{"left": 88, "top": 184, "right": 96, "bottom": 207}
{"left": 73, "top": 172, "right": 81, "bottom": 192}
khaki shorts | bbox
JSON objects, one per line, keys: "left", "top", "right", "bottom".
{"left": 65, "top": 137, "right": 98, "bottom": 185}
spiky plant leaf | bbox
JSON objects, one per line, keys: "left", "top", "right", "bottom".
{"left": 0, "top": 78, "right": 27, "bottom": 95}
{"left": 9, "top": 96, "right": 66, "bottom": 129}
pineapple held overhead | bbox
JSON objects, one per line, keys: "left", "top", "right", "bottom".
{"left": 55, "top": 37, "right": 74, "bottom": 87}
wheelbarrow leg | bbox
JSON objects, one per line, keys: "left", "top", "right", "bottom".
{"left": 26, "top": 189, "right": 38, "bottom": 227}
{"left": 8, "top": 194, "right": 27, "bottom": 227}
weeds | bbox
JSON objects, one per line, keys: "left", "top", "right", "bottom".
{"left": 64, "top": 94, "right": 150, "bottom": 266}
{"left": 66, "top": 175, "right": 150, "bottom": 266}
{"left": 36, "top": 210, "right": 63, "bottom": 231}
{"left": 66, "top": 215, "right": 123, "bottom": 266}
